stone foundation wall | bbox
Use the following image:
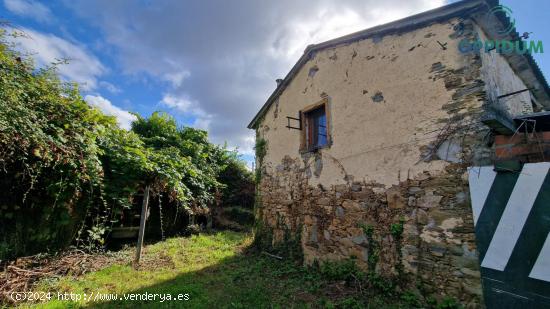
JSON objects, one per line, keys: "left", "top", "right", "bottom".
{"left": 258, "top": 158, "right": 482, "bottom": 305}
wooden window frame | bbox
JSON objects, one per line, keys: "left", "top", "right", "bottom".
{"left": 300, "top": 97, "right": 331, "bottom": 153}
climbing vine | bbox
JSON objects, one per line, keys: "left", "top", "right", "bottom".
{"left": 254, "top": 133, "right": 267, "bottom": 183}
{"left": 390, "top": 217, "right": 405, "bottom": 279}
{"left": 360, "top": 223, "right": 380, "bottom": 273}
{"left": 359, "top": 218, "right": 407, "bottom": 294}
{"left": 0, "top": 28, "right": 252, "bottom": 259}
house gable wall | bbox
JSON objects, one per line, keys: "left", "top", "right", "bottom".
{"left": 254, "top": 18, "right": 530, "bottom": 305}
{"left": 259, "top": 19, "right": 487, "bottom": 188}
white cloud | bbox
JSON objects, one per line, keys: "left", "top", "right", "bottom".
{"left": 159, "top": 93, "right": 213, "bottom": 131}
{"left": 239, "top": 134, "right": 256, "bottom": 156}
{"left": 163, "top": 71, "right": 190, "bottom": 88}
{"left": 159, "top": 93, "right": 207, "bottom": 117}
{"left": 160, "top": 94, "right": 192, "bottom": 111}
{"left": 3, "top": 0, "right": 53, "bottom": 23}
{"left": 11, "top": 28, "right": 105, "bottom": 90}
{"left": 99, "top": 81, "right": 122, "bottom": 94}
{"left": 67, "top": 0, "right": 446, "bottom": 155}
{"left": 192, "top": 117, "right": 212, "bottom": 131}
{"left": 85, "top": 95, "right": 137, "bottom": 130}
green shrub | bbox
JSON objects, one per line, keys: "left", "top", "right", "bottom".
{"left": 319, "top": 259, "right": 362, "bottom": 281}
{"left": 436, "top": 296, "right": 463, "bottom": 309}
{"left": 0, "top": 28, "right": 252, "bottom": 259}
{"left": 401, "top": 290, "right": 422, "bottom": 308}
{"left": 251, "top": 220, "right": 274, "bottom": 253}
{"left": 225, "top": 207, "right": 255, "bottom": 226}
{"left": 338, "top": 297, "right": 364, "bottom": 309}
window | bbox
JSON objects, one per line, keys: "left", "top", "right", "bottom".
{"left": 302, "top": 99, "right": 330, "bottom": 151}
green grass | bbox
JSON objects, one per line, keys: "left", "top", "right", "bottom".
{"left": 15, "top": 231, "right": 451, "bottom": 308}
{"left": 18, "top": 232, "right": 330, "bottom": 308}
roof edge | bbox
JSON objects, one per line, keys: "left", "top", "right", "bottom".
{"left": 482, "top": 8, "right": 550, "bottom": 107}
{"left": 247, "top": 0, "right": 487, "bottom": 129}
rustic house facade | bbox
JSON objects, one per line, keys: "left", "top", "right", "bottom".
{"left": 248, "top": 0, "right": 550, "bottom": 306}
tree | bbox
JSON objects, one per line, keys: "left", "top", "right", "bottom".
{"left": 0, "top": 28, "right": 253, "bottom": 260}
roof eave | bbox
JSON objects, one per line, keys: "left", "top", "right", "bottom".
{"left": 248, "top": 0, "right": 550, "bottom": 129}
{"left": 474, "top": 10, "right": 550, "bottom": 107}
{"left": 247, "top": 0, "right": 487, "bottom": 129}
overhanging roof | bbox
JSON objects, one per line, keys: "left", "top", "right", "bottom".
{"left": 247, "top": 0, "right": 550, "bottom": 129}
{"left": 515, "top": 111, "right": 550, "bottom": 131}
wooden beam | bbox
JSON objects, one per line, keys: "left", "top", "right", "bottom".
{"left": 481, "top": 108, "right": 517, "bottom": 135}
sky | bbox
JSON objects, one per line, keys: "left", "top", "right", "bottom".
{"left": 1, "top": 0, "right": 549, "bottom": 167}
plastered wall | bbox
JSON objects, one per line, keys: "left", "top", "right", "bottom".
{"left": 260, "top": 20, "right": 476, "bottom": 188}
{"left": 477, "top": 26, "right": 533, "bottom": 117}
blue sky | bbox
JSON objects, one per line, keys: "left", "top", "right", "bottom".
{"left": 1, "top": 0, "right": 548, "bottom": 167}
{"left": 498, "top": 0, "right": 550, "bottom": 79}
{"left": 455, "top": 0, "right": 549, "bottom": 78}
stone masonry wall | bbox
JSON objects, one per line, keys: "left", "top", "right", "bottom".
{"left": 258, "top": 159, "right": 482, "bottom": 305}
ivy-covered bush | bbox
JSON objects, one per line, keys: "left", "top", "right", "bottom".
{"left": 217, "top": 152, "right": 254, "bottom": 210}
{"left": 0, "top": 29, "right": 252, "bottom": 260}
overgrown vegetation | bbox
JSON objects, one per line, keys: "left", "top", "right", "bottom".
{"left": 14, "top": 231, "right": 462, "bottom": 308}
{"left": 360, "top": 223, "right": 379, "bottom": 273}
{"left": 253, "top": 133, "right": 267, "bottom": 183}
{"left": 250, "top": 219, "right": 303, "bottom": 263}
{"left": 391, "top": 217, "right": 405, "bottom": 279}
{"left": 0, "top": 28, "right": 252, "bottom": 260}
{"left": 223, "top": 207, "right": 254, "bottom": 226}
{"left": 211, "top": 154, "right": 254, "bottom": 230}
{"left": 314, "top": 258, "right": 463, "bottom": 309}
{"left": 337, "top": 220, "right": 465, "bottom": 308}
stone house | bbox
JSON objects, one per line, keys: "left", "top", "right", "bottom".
{"left": 248, "top": 0, "right": 550, "bottom": 306}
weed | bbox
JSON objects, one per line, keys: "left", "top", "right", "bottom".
{"left": 319, "top": 259, "right": 363, "bottom": 282}
{"left": 338, "top": 297, "right": 365, "bottom": 309}
{"left": 401, "top": 290, "right": 422, "bottom": 308}
{"left": 23, "top": 231, "right": 466, "bottom": 308}
{"left": 437, "top": 296, "right": 464, "bottom": 309}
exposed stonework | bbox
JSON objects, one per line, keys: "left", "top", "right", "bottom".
{"left": 258, "top": 157, "right": 482, "bottom": 305}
